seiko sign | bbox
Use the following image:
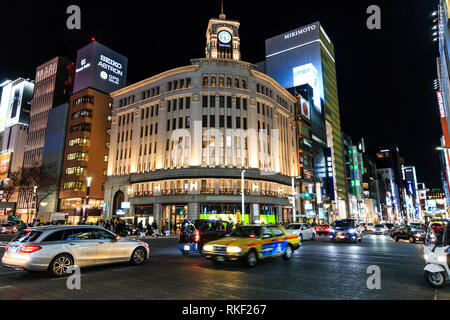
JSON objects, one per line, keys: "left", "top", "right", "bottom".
{"left": 73, "top": 41, "right": 128, "bottom": 95}
{"left": 284, "top": 24, "right": 317, "bottom": 40}
{"left": 98, "top": 55, "right": 123, "bottom": 76}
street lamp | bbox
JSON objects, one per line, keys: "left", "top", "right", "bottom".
{"left": 83, "top": 177, "right": 92, "bottom": 223}
{"left": 241, "top": 170, "right": 246, "bottom": 223}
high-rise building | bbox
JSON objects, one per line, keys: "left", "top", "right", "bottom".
{"left": 22, "top": 57, "right": 74, "bottom": 168}
{"left": 288, "top": 86, "right": 316, "bottom": 223}
{"left": 434, "top": 1, "right": 450, "bottom": 207}
{"left": 0, "top": 78, "right": 34, "bottom": 215}
{"left": 59, "top": 41, "right": 127, "bottom": 224}
{"left": 375, "top": 146, "right": 406, "bottom": 223}
{"left": 258, "top": 22, "right": 348, "bottom": 218}
{"left": 18, "top": 57, "right": 74, "bottom": 221}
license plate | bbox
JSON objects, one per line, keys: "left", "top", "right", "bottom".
{"left": 184, "top": 245, "right": 190, "bottom": 251}
{"left": 216, "top": 256, "right": 224, "bottom": 262}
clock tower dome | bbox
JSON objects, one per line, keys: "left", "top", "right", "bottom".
{"left": 205, "top": 5, "right": 241, "bottom": 60}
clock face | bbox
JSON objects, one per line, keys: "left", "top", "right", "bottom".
{"left": 218, "top": 31, "right": 232, "bottom": 44}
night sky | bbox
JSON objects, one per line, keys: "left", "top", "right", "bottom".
{"left": 0, "top": 0, "right": 441, "bottom": 187}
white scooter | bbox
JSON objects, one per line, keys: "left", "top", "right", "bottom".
{"left": 423, "top": 220, "right": 450, "bottom": 289}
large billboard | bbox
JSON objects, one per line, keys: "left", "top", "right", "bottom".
{"left": 265, "top": 22, "right": 325, "bottom": 112}
{"left": 73, "top": 42, "right": 128, "bottom": 94}
{"left": 0, "top": 152, "right": 12, "bottom": 179}
{"left": 0, "top": 80, "right": 34, "bottom": 132}
{"left": 0, "top": 81, "right": 13, "bottom": 133}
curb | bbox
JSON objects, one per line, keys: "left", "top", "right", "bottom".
{"left": 126, "top": 236, "right": 178, "bottom": 240}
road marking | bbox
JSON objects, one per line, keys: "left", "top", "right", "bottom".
{"left": 434, "top": 289, "right": 439, "bottom": 300}
{"left": 0, "top": 286, "right": 11, "bottom": 289}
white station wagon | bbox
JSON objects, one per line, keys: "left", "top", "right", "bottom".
{"left": 2, "top": 225, "right": 150, "bottom": 276}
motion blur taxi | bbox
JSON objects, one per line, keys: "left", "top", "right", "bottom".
{"left": 202, "top": 224, "right": 301, "bottom": 267}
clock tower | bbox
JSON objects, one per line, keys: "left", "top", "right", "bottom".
{"left": 205, "top": 7, "right": 241, "bottom": 60}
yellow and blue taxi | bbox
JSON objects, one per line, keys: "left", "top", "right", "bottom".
{"left": 202, "top": 224, "right": 301, "bottom": 267}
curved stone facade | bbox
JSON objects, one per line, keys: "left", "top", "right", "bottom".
{"left": 104, "top": 58, "right": 298, "bottom": 228}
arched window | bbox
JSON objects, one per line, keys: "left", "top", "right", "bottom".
{"left": 113, "top": 190, "right": 125, "bottom": 214}
{"left": 219, "top": 77, "right": 224, "bottom": 87}
{"left": 203, "top": 76, "right": 209, "bottom": 87}
{"left": 227, "top": 77, "right": 232, "bottom": 88}
{"left": 234, "top": 78, "right": 240, "bottom": 88}
{"left": 211, "top": 76, "right": 217, "bottom": 87}
{"left": 242, "top": 80, "right": 247, "bottom": 89}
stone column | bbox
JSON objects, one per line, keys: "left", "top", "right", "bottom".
{"left": 250, "top": 203, "right": 259, "bottom": 224}
{"left": 154, "top": 203, "right": 162, "bottom": 231}
{"left": 277, "top": 205, "right": 283, "bottom": 224}
{"left": 188, "top": 202, "right": 199, "bottom": 219}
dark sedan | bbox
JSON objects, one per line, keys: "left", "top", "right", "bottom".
{"left": 1, "top": 223, "right": 17, "bottom": 234}
{"left": 390, "top": 224, "right": 426, "bottom": 243}
{"left": 315, "top": 224, "right": 331, "bottom": 236}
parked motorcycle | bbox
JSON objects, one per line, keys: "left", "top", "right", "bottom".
{"left": 423, "top": 219, "right": 450, "bottom": 288}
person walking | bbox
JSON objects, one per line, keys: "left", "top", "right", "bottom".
{"left": 138, "top": 221, "right": 143, "bottom": 238}
{"left": 17, "top": 221, "right": 27, "bottom": 236}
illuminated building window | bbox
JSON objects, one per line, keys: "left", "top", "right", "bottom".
{"left": 63, "top": 181, "right": 83, "bottom": 190}
{"left": 68, "top": 137, "right": 89, "bottom": 147}
{"left": 67, "top": 152, "right": 88, "bottom": 161}
{"left": 71, "top": 109, "right": 92, "bottom": 120}
{"left": 65, "top": 166, "right": 85, "bottom": 175}
{"left": 70, "top": 123, "right": 91, "bottom": 133}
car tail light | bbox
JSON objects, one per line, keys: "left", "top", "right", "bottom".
{"left": 249, "top": 234, "right": 255, "bottom": 238}
{"left": 4, "top": 244, "right": 8, "bottom": 252}
{"left": 194, "top": 229, "right": 200, "bottom": 243}
{"left": 20, "top": 245, "right": 42, "bottom": 253}
{"left": 178, "top": 229, "right": 181, "bottom": 241}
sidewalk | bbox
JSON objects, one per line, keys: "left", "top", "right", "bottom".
{"left": 125, "top": 235, "right": 178, "bottom": 240}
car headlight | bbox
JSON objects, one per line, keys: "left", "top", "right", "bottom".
{"left": 203, "top": 245, "right": 213, "bottom": 252}
{"left": 415, "top": 233, "right": 422, "bottom": 237}
{"left": 424, "top": 254, "right": 429, "bottom": 260}
{"left": 348, "top": 228, "right": 356, "bottom": 234}
{"left": 226, "top": 246, "right": 242, "bottom": 253}
{"left": 330, "top": 228, "right": 335, "bottom": 233}
{"left": 438, "top": 255, "right": 447, "bottom": 263}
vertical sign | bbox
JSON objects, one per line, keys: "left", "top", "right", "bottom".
{"left": 316, "top": 182, "right": 322, "bottom": 204}
{"left": 326, "top": 148, "right": 335, "bottom": 201}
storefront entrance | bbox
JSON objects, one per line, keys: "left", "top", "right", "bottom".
{"left": 162, "top": 204, "right": 188, "bottom": 233}
{"left": 200, "top": 204, "right": 250, "bottom": 224}
{"left": 135, "top": 205, "right": 154, "bottom": 227}
{"left": 259, "top": 205, "right": 277, "bottom": 224}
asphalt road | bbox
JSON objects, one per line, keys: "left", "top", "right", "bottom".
{"left": 0, "top": 232, "right": 449, "bottom": 300}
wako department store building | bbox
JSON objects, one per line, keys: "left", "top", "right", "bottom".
{"left": 104, "top": 13, "right": 299, "bottom": 230}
